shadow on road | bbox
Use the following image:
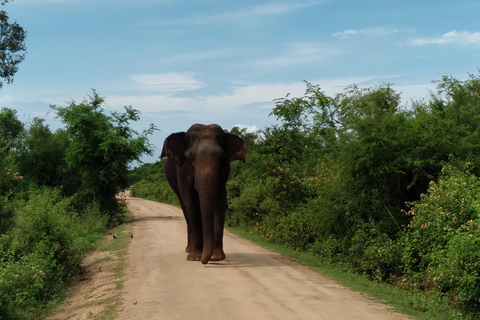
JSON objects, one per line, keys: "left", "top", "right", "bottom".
{"left": 206, "top": 252, "right": 293, "bottom": 268}
{"left": 126, "top": 215, "right": 184, "bottom": 223}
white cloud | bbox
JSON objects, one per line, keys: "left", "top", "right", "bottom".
{"left": 102, "top": 81, "right": 305, "bottom": 115}
{"left": 104, "top": 94, "right": 197, "bottom": 113}
{"left": 103, "top": 77, "right": 384, "bottom": 115}
{"left": 333, "top": 27, "right": 415, "bottom": 38}
{"left": 247, "top": 42, "right": 340, "bottom": 69}
{"left": 232, "top": 124, "right": 259, "bottom": 132}
{"left": 216, "top": 1, "right": 325, "bottom": 20}
{"left": 392, "top": 83, "right": 436, "bottom": 102}
{"left": 0, "top": 94, "right": 16, "bottom": 106}
{"left": 412, "top": 30, "right": 480, "bottom": 46}
{"left": 159, "top": 49, "right": 237, "bottom": 65}
{"left": 147, "top": 1, "right": 325, "bottom": 26}
{"left": 130, "top": 73, "right": 205, "bottom": 93}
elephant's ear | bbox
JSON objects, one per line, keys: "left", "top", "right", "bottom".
{"left": 161, "top": 132, "right": 186, "bottom": 166}
{"left": 225, "top": 134, "right": 246, "bottom": 163}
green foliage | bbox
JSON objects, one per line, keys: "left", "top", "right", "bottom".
{"left": 228, "top": 175, "right": 278, "bottom": 227}
{"left": 0, "top": 107, "right": 22, "bottom": 153}
{"left": 129, "top": 161, "right": 179, "bottom": 205}
{"left": 124, "top": 72, "right": 480, "bottom": 317}
{"left": 347, "top": 221, "right": 401, "bottom": 281}
{"left": 0, "top": 188, "right": 107, "bottom": 319}
{"left": 0, "top": 156, "right": 21, "bottom": 234}
{"left": 224, "top": 72, "right": 480, "bottom": 318}
{"left": 0, "top": 2, "right": 27, "bottom": 88}
{"left": 128, "top": 161, "right": 162, "bottom": 186}
{"left": 0, "top": 89, "right": 156, "bottom": 318}
{"left": 399, "top": 162, "right": 480, "bottom": 314}
{"left": 56, "top": 90, "right": 157, "bottom": 217}
{"left": 14, "top": 119, "right": 68, "bottom": 188}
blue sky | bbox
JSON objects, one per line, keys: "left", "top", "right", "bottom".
{"left": 2, "top": 0, "right": 480, "bottom": 163}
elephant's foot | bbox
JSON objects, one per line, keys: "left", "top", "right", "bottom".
{"left": 187, "top": 251, "right": 202, "bottom": 261}
{"left": 210, "top": 248, "right": 226, "bottom": 261}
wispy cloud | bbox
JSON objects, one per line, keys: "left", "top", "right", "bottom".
{"left": 130, "top": 73, "right": 205, "bottom": 93}
{"left": 247, "top": 42, "right": 340, "bottom": 69}
{"left": 148, "top": 1, "right": 325, "bottom": 26}
{"left": 158, "top": 48, "right": 238, "bottom": 65}
{"left": 213, "top": 1, "right": 325, "bottom": 20}
{"left": 103, "top": 81, "right": 309, "bottom": 115}
{"left": 333, "top": 27, "right": 415, "bottom": 38}
{"left": 412, "top": 30, "right": 480, "bottom": 46}
{"left": 103, "top": 76, "right": 385, "bottom": 115}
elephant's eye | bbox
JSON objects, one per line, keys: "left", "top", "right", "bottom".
{"left": 185, "top": 151, "right": 193, "bottom": 161}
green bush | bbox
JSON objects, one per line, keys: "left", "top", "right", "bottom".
{"left": 277, "top": 205, "right": 318, "bottom": 250}
{"left": 400, "top": 162, "right": 480, "bottom": 314}
{"left": 227, "top": 177, "right": 275, "bottom": 227}
{"left": 348, "top": 222, "right": 401, "bottom": 282}
{"left": 0, "top": 188, "right": 107, "bottom": 319}
{"left": 131, "top": 179, "right": 179, "bottom": 205}
{"left": 0, "top": 91, "right": 154, "bottom": 319}
{"left": 0, "top": 242, "right": 55, "bottom": 319}
{"left": 310, "top": 236, "right": 343, "bottom": 264}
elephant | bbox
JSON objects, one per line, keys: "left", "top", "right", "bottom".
{"left": 161, "top": 124, "right": 245, "bottom": 264}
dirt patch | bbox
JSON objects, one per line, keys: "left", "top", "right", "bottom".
{"left": 47, "top": 227, "right": 130, "bottom": 320}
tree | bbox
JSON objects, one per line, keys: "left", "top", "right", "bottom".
{"left": 56, "top": 90, "right": 157, "bottom": 218}
{"left": 14, "top": 118, "right": 68, "bottom": 187}
{"left": 0, "top": 1, "right": 27, "bottom": 88}
{"left": 0, "top": 107, "right": 22, "bottom": 153}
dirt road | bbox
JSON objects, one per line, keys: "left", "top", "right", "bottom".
{"left": 119, "top": 196, "right": 411, "bottom": 320}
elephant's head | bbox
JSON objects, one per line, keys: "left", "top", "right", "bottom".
{"left": 161, "top": 124, "right": 245, "bottom": 263}
{"left": 161, "top": 123, "right": 245, "bottom": 168}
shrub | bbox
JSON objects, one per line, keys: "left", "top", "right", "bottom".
{"left": 310, "top": 236, "right": 343, "bottom": 264}
{"left": 0, "top": 241, "right": 55, "bottom": 319}
{"left": 0, "top": 188, "right": 107, "bottom": 319}
{"left": 277, "top": 205, "right": 318, "bottom": 250}
{"left": 131, "top": 179, "right": 179, "bottom": 205}
{"left": 347, "top": 222, "right": 401, "bottom": 281}
{"left": 227, "top": 178, "right": 275, "bottom": 227}
{"left": 401, "top": 162, "right": 480, "bottom": 314}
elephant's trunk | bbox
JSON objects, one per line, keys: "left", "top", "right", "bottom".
{"left": 195, "top": 163, "right": 219, "bottom": 264}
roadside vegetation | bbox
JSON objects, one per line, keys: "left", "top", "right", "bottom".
{"left": 0, "top": 93, "right": 155, "bottom": 319}
{"left": 130, "top": 72, "right": 480, "bottom": 319}
{"left": 48, "top": 210, "right": 134, "bottom": 320}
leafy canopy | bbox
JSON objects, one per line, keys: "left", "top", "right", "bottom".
{"left": 56, "top": 90, "right": 157, "bottom": 216}
{"left": 0, "top": 0, "right": 26, "bottom": 88}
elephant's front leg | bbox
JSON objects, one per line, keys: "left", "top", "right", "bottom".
{"left": 181, "top": 191, "right": 203, "bottom": 261}
{"left": 211, "top": 198, "right": 227, "bottom": 261}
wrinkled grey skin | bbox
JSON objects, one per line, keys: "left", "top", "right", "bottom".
{"left": 161, "top": 124, "right": 245, "bottom": 264}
